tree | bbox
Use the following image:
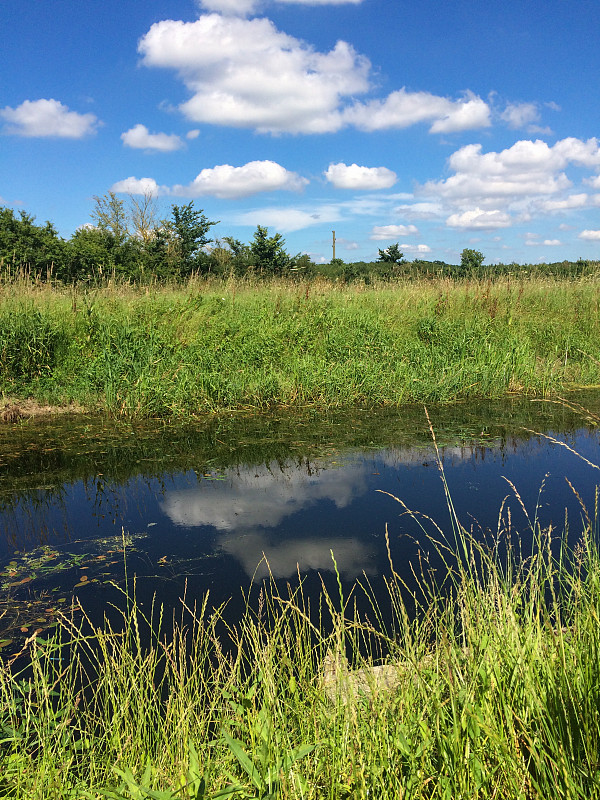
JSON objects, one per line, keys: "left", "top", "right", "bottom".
{"left": 460, "top": 248, "right": 485, "bottom": 272}
{"left": 170, "top": 203, "right": 219, "bottom": 275}
{"left": 377, "top": 243, "right": 404, "bottom": 264}
{"left": 129, "top": 192, "right": 158, "bottom": 244}
{"left": 249, "top": 226, "right": 290, "bottom": 274}
{"left": 0, "top": 206, "right": 66, "bottom": 278}
{"left": 91, "top": 192, "right": 129, "bottom": 245}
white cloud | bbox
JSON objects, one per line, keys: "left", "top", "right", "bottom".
{"left": 121, "top": 123, "right": 184, "bottom": 152}
{"left": 237, "top": 205, "right": 341, "bottom": 232}
{"left": 111, "top": 177, "right": 164, "bottom": 196}
{"left": 499, "top": 101, "right": 551, "bottom": 133}
{"left": 325, "top": 162, "right": 397, "bottom": 190}
{"left": 0, "top": 98, "right": 98, "bottom": 138}
{"left": 370, "top": 224, "right": 418, "bottom": 240}
{"left": 446, "top": 208, "right": 512, "bottom": 230}
{"left": 139, "top": 14, "right": 370, "bottom": 134}
{"left": 584, "top": 175, "right": 600, "bottom": 190}
{"left": 343, "top": 89, "right": 490, "bottom": 133}
{"left": 186, "top": 129, "right": 200, "bottom": 140}
{"left": 579, "top": 230, "right": 600, "bottom": 241}
{"left": 401, "top": 243, "right": 432, "bottom": 254}
{"left": 539, "top": 193, "right": 589, "bottom": 211}
{"left": 525, "top": 238, "right": 562, "bottom": 246}
{"left": 422, "top": 138, "right": 600, "bottom": 223}
{"left": 139, "top": 14, "right": 490, "bottom": 136}
{"left": 172, "top": 160, "right": 308, "bottom": 198}
{"left": 429, "top": 93, "right": 491, "bottom": 134}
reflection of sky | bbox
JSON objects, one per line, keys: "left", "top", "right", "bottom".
{"left": 159, "top": 443, "right": 497, "bottom": 581}
{"left": 161, "top": 459, "right": 367, "bottom": 531}
{"left": 160, "top": 458, "right": 375, "bottom": 580}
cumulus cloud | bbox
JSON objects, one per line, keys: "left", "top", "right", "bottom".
{"left": 172, "top": 160, "right": 308, "bottom": 198}
{"left": 343, "top": 89, "right": 490, "bottom": 133}
{"left": 421, "top": 138, "right": 600, "bottom": 217}
{"left": 121, "top": 123, "right": 184, "bottom": 152}
{"left": 324, "top": 162, "right": 397, "bottom": 190}
{"left": 370, "top": 224, "right": 418, "bottom": 240}
{"left": 0, "top": 98, "right": 98, "bottom": 138}
{"left": 139, "top": 14, "right": 490, "bottom": 136}
{"left": 139, "top": 14, "right": 370, "bottom": 134}
{"left": 446, "top": 208, "right": 512, "bottom": 230}
{"left": 111, "top": 177, "right": 164, "bottom": 196}
{"left": 538, "top": 193, "right": 592, "bottom": 212}
{"left": 579, "top": 230, "right": 600, "bottom": 241}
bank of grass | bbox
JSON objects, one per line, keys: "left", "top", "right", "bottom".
{"left": 1, "top": 485, "right": 600, "bottom": 799}
{"left": 2, "top": 274, "right": 600, "bottom": 417}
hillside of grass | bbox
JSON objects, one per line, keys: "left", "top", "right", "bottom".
{"left": 2, "top": 275, "right": 600, "bottom": 418}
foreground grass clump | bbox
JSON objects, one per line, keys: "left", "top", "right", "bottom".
{"left": 2, "top": 274, "right": 600, "bottom": 417}
{"left": 1, "top": 507, "right": 600, "bottom": 799}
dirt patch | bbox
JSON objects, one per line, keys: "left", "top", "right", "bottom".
{"left": 0, "top": 398, "right": 87, "bottom": 422}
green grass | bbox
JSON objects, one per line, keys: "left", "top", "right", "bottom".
{"left": 2, "top": 274, "right": 600, "bottom": 417}
{"left": 1, "top": 471, "right": 600, "bottom": 799}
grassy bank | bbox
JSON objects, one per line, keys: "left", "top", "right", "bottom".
{"left": 2, "top": 275, "right": 600, "bottom": 417}
{"left": 1, "top": 490, "right": 600, "bottom": 799}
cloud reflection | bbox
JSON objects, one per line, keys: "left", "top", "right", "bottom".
{"left": 161, "top": 459, "right": 368, "bottom": 531}
{"left": 219, "top": 530, "right": 375, "bottom": 581}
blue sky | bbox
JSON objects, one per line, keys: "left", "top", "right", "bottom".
{"left": 2, "top": 0, "right": 600, "bottom": 264}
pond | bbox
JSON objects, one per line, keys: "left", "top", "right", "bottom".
{"left": 1, "top": 394, "right": 600, "bottom": 649}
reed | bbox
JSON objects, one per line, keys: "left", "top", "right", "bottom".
{"left": 2, "top": 274, "right": 600, "bottom": 417}
{"left": 1, "top": 476, "right": 600, "bottom": 799}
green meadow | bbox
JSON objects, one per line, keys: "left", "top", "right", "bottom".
{"left": 2, "top": 274, "right": 600, "bottom": 418}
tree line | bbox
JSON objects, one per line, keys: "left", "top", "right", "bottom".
{"left": 0, "top": 195, "right": 597, "bottom": 283}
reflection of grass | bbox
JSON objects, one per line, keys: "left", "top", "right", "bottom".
{"left": 3, "top": 276, "right": 600, "bottom": 417}
{"left": 1, "top": 499, "right": 600, "bottom": 798}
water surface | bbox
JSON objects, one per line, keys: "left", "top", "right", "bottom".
{"left": 1, "top": 395, "right": 599, "bottom": 643}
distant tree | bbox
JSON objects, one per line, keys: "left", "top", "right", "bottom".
{"left": 460, "top": 248, "right": 485, "bottom": 271}
{"left": 249, "top": 225, "right": 290, "bottom": 274}
{"left": 129, "top": 192, "right": 158, "bottom": 244}
{"left": 377, "top": 243, "right": 404, "bottom": 264}
{"left": 0, "top": 207, "right": 66, "bottom": 277}
{"left": 170, "top": 203, "right": 219, "bottom": 275}
{"left": 91, "top": 192, "right": 129, "bottom": 245}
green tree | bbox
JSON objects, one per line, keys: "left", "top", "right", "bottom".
{"left": 170, "top": 203, "right": 219, "bottom": 275}
{"left": 91, "top": 192, "right": 129, "bottom": 245}
{"left": 250, "top": 226, "right": 290, "bottom": 274}
{"left": 0, "top": 206, "right": 66, "bottom": 278}
{"left": 377, "top": 243, "right": 404, "bottom": 264}
{"left": 460, "top": 248, "right": 485, "bottom": 272}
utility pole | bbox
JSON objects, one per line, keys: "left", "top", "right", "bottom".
{"left": 332, "top": 230, "right": 336, "bottom": 262}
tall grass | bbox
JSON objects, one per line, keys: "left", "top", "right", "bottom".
{"left": 1, "top": 478, "right": 600, "bottom": 799}
{"left": 2, "top": 274, "right": 600, "bottom": 417}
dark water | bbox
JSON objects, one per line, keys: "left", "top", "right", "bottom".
{"left": 1, "top": 395, "right": 600, "bottom": 644}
